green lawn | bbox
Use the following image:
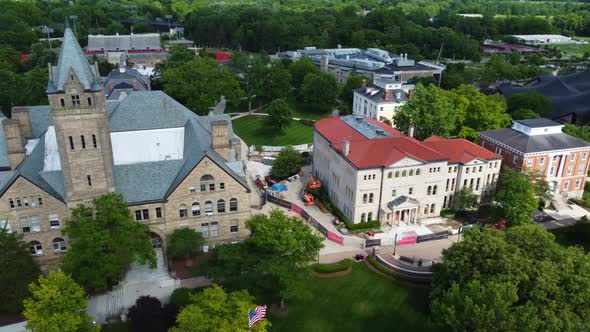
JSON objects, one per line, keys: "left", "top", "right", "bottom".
{"left": 270, "top": 264, "right": 435, "bottom": 332}
{"left": 553, "top": 42, "right": 590, "bottom": 56}
{"left": 232, "top": 115, "right": 314, "bottom": 146}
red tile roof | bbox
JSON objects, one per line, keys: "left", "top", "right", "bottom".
{"left": 315, "top": 117, "right": 501, "bottom": 169}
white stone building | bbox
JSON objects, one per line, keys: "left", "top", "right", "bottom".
{"left": 352, "top": 78, "right": 413, "bottom": 124}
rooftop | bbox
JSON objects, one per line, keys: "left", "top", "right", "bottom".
{"left": 478, "top": 127, "right": 590, "bottom": 154}
{"left": 514, "top": 118, "right": 563, "bottom": 128}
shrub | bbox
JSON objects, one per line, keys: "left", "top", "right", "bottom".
{"left": 170, "top": 287, "right": 203, "bottom": 308}
{"left": 310, "top": 259, "right": 353, "bottom": 274}
{"left": 440, "top": 209, "right": 456, "bottom": 217}
{"left": 300, "top": 119, "right": 315, "bottom": 126}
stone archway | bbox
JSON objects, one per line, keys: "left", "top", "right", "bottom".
{"left": 150, "top": 232, "right": 163, "bottom": 248}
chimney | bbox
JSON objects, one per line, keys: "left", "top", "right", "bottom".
{"left": 361, "top": 79, "right": 367, "bottom": 88}
{"left": 408, "top": 125, "right": 415, "bottom": 138}
{"left": 11, "top": 107, "right": 32, "bottom": 139}
{"left": 211, "top": 120, "right": 231, "bottom": 161}
{"left": 384, "top": 90, "right": 391, "bottom": 102}
{"left": 3, "top": 119, "right": 25, "bottom": 169}
{"left": 343, "top": 140, "right": 350, "bottom": 156}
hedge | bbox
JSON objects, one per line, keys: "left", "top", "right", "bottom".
{"left": 440, "top": 209, "right": 456, "bottom": 217}
{"left": 308, "top": 187, "right": 380, "bottom": 231}
{"left": 310, "top": 258, "right": 353, "bottom": 274}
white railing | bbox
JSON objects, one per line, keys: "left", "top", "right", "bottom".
{"left": 248, "top": 144, "right": 313, "bottom": 154}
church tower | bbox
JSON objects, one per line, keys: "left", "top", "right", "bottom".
{"left": 46, "top": 26, "right": 115, "bottom": 205}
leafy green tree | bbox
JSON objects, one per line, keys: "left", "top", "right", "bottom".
{"left": 23, "top": 271, "right": 99, "bottom": 332}
{"left": 289, "top": 57, "right": 318, "bottom": 89}
{"left": 128, "top": 296, "right": 177, "bottom": 332}
{"left": 23, "top": 42, "right": 57, "bottom": 70}
{"left": 453, "top": 187, "right": 479, "bottom": 211}
{"left": 162, "top": 56, "right": 243, "bottom": 115}
{"left": 266, "top": 99, "right": 292, "bottom": 131}
{"left": 62, "top": 193, "right": 156, "bottom": 292}
{"left": 394, "top": 83, "right": 458, "bottom": 140}
{"left": 563, "top": 124, "right": 590, "bottom": 142}
{"left": 0, "top": 230, "right": 40, "bottom": 314}
{"left": 167, "top": 228, "right": 204, "bottom": 259}
{"left": 452, "top": 84, "right": 511, "bottom": 132}
{"left": 0, "top": 61, "right": 21, "bottom": 113}
{"left": 210, "top": 209, "right": 324, "bottom": 304}
{"left": 271, "top": 146, "right": 303, "bottom": 178}
{"left": 512, "top": 108, "right": 541, "bottom": 120}
{"left": 341, "top": 73, "right": 369, "bottom": 109}
{"left": 259, "top": 63, "right": 291, "bottom": 101}
{"left": 168, "top": 45, "right": 195, "bottom": 65}
{"left": 301, "top": 72, "right": 339, "bottom": 113}
{"left": 170, "top": 284, "right": 270, "bottom": 332}
{"left": 508, "top": 51, "right": 522, "bottom": 65}
{"left": 507, "top": 91, "right": 553, "bottom": 117}
{"left": 494, "top": 169, "right": 538, "bottom": 227}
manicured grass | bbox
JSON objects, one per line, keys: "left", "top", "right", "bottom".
{"left": 553, "top": 42, "right": 590, "bottom": 56}
{"left": 232, "top": 115, "right": 314, "bottom": 146}
{"left": 269, "top": 263, "right": 434, "bottom": 332}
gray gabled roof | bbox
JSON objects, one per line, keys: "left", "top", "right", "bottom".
{"left": 514, "top": 118, "right": 562, "bottom": 128}
{"left": 47, "top": 27, "right": 101, "bottom": 93}
{"left": 478, "top": 128, "right": 590, "bottom": 154}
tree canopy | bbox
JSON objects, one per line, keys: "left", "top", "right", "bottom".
{"left": 61, "top": 193, "right": 156, "bottom": 292}
{"left": 507, "top": 91, "right": 554, "bottom": 118}
{"left": 23, "top": 271, "right": 99, "bottom": 332}
{"left": 270, "top": 146, "right": 304, "bottom": 178}
{"left": 167, "top": 228, "right": 205, "bottom": 259}
{"left": 431, "top": 225, "right": 590, "bottom": 331}
{"left": 301, "top": 72, "right": 339, "bottom": 113}
{"left": 452, "top": 187, "right": 479, "bottom": 211}
{"left": 266, "top": 99, "right": 293, "bottom": 131}
{"left": 0, "top": 230, "right": 40, "bottom": 314}
{"left": 128, "top": 296, "right": 178, "bottom": 332}
{"left": 494, "top": 169, "right": 538, "bottom": 227}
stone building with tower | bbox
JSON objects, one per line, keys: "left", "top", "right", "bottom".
{"left": 0, "top": 27, "right": 250, "bottom": 270}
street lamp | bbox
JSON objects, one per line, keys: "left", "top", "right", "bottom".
{"left": 69, "top": 15, "right": 78, "bottom": 38}
{"left": 42, "top": 26, "right": 54, "bottom": 49}
{"left": 165, "top": 15, "right": 173, "bottom": 41}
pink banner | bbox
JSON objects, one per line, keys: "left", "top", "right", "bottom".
{"left": 398, "top": 236, "right": 417, "bottom": 245}
{"left": 291, "top": 203, "right": 303, "bottom": 215}
{"left": 327, "top": 231, "right": 344, "bottom": 245}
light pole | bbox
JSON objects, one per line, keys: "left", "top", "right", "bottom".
{"left": 69, "top": 15, "right": 78, "bottom": 38}
{"left": 165, "top": 15, "right": 173, "bottom": 41}
{"left": 42, "top": 27, "right": 54, "bottom": 49}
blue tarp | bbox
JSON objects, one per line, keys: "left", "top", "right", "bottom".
{"left": 272, "top": 184, "right": 288, "bottom": 192}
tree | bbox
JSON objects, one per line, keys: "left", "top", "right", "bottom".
{"left": 508, "top": 51, "right": 522, "bottom": 65}
{"left": 452, "top": 187, "right": 479, "bottom": 211}
{"left": 512, "top": 108, "right": 541, "bottom": 120}
{"left": 494, "top": 169, "right": 538, "bottom": 227}
{"left": 452, "top": 84, "right": 511, "bottom": 132}
{"left": 507, "top": 91, "right": 553, "bottom": 117}
{"left": 258, "top": 63, "right": 291, "bottom": 101}
{"left": 162, "top": 56, "right": 243, "bottom": 115}
{"left": 210, "top": 209, "right": 324, "bottom": 304}
{"left": 271, "top": 146, "right": 303, "bottom": 178}
{"left": 61, "top": 193, "right": 156, "bottom": 292}
{"left": 394, "top": 83, "right": 458, "bottom": 140}
{"left": 167, "top": 228, "right": 204, "bottom": 259}
{"left": 289, "top": 57, "right": 318, "bottom": 88}
{"left": 23, "top": 272, "right": 99, "bottom": 332}
{"left": 431, "top": 225, "right": 590, "bottom": 331}
{"left": 170, "top": 284, "right": 270, "bottom": 332}
{"left": 301, "top": 72, "right": 339, "bottom": 113}
{"left": 128, "top": 296, "right": 177, "bottom": 332}
{"left": 168, "top": 45, "right": 195, "bottom": 65}
{"left": 0, "top": 230, "right": 40, "bottom": 314}
{"left": 341, "top": 73, "right": 369, "bottom": 107}
{"left": 266, "top": 99, "right": 292, "bottom": 131}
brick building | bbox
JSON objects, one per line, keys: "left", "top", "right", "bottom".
{"left": 478, "top": 119, "right": 590, "bottom": 199}
{"left": 313, "top": 115, "right": 501, "bottom": 225}
{"left": 0, "top": 27, "right": 250, "bottom": 270}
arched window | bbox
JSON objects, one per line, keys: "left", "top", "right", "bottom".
{"left": 362, "top": 194, "right": 367, "bottom": 204}
{"left": 368, "top": 193, "right": 374, "bottom": 203}
{"left": 230, "top": 198, "right": 238, "bottom": 212}
{"left": 395, "top": 171, "right": 400, "bottom": 178}
{"left": 423, "top": 205, "right": 429, "bottom": 215}
{"left": 367, "top": 212, "right": 373, "bottom": 221}
{"left": 179, "top": 204, "right": 188, "bottom": 218}
{"left": 433, "top": 185, "right": 438, "bottom": 195}
{"left": 361, "top": 213, "right": 366, "bottom": 222}
{"left": 409, "top": 170, "right": 414, "bottom": 176}
{"left": 52, "top": 238, "right": 66, "bottom": 251}
{"left": 29, "top": 241, "right": 42, "bottom": 256}
{"left": 217, "top": 199, "right": 225, "bottom": 213}
{"left": 200, "top": 175, "right": 215, "bottom": 192}
{"left": 430, "top": 204, "right": 436, "bottom": 214}
{"left": 388, "top": 172, "right": 392, "bottom": 179}
{"left": 87, "top": 97, "right": 92, "bottom": 106}
{"left": 402, "top": 170, "right": 407, "bottom": 177}
{"left": 427, "top": 186, "right": 432, "bottom": 195}
{"left": 204, "top": 201, "right": 213, "bottom": 214}
{"left": 192, "top": 202, "right": 200, "bottom": 216}
{"left": 60, "top": 98, "right": 65, "bottom": 107}
{"left": 416, "top": 169, "right": 421, "bottom": 176}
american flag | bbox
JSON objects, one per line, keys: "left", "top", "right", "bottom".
{"left": 248, "top": 305, "right": 267, "bottom": 328}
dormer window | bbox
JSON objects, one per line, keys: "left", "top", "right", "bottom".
{"left": 71, "top": 95, "right": 80, "bottom": 107}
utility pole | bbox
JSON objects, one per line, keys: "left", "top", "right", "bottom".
{"left": 69, "top": 15, "right": 78, "bottom": 38}
{"left": 42, "top": 26, "right": 54, "bottom": 49}
{"left": 165, "top": 15, "right": 173, "bottom": 41}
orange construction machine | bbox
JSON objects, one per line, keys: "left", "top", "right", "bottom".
{"left": 303, "top": 192, "right": 315, "bottom": 206}
{"left": 308, "top": 176, "right": 321, "bottom": 189}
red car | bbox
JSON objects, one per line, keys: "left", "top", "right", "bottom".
{"left": 491, "top": 219, "right": 506, "bottom": 229}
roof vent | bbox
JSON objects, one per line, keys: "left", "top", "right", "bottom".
{"left": 354, "top": 115, "right": 363, "bottom": 122}
{"left": 376, "top": 129, "right": 385, "bottom": 135}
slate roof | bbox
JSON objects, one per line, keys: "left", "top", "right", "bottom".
{"left": 514, "top": 118, "right": 562, "bottom": 128}
{"left": 47, "top": 27, "right": 101, "bottom": 93}
{"left": 353, "top": 86, "right": 409, "bottom": 104}
{"left": 478, "top": 128, "right": 590, "bottom": 153}
{"left": 87, "top": 33, "right": 162, "bottom": 52}
{"left": 103, "top": 66, "right": 150, "bottom": 100}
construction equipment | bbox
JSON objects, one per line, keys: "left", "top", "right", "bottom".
{"left": 303, "top": 192, "right": 315, "bottom": 206}
{"left": 308, "top": 176, "right": 321, "bottom": 189}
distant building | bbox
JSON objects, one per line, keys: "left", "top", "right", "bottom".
{"left": 102, "top": 55, "right": 150, "bottom": 100}
{"left": 481, "top": 42, "right": 545, "bottom": 55}
{"left": 497, "top": 69, "right": 590, "bottom": 125}
{"left": 352, "top": 78, "right": 413, "bottom": 123}
{"left": 511, "top": 34, "right": 573, "bottom": 45}
{"left": 164, "top": 39, "right": 195, "bottom": 49}
{"left": 478, "top": 119, "right": 590, "bottom": 200}
{"left": 85, "top": 33, "right": 167, "bottom": 68}
{"left": 313, "top": 115, "right": 501, "bottom": 225}
{"left": 276, "top": 47, "right": 444, "bottom": 84}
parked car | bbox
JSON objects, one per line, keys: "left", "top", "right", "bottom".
{"left": 491, "top": 219, "right": 506, "bottom": 229}
{"left": 533, "top": 209, "right": 550, "bottom": 222}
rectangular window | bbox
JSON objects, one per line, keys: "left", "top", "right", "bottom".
{"left": 49, "top": 214, "right": 60, "bottom": 227}
{"left": 16, "top": 198, "right": 22, "bottom": 208}
{"left": 209, "top": 183, "right": 215, "bottom": 191}
{"left": 479, "top": 166, "right": 483, "bottom": 172}
{"left": 466, "top": 168, "right": 470, "bottom": 174}
{"left": 539, "top": 157, "right": 545, "bottom": 165}
{"left": 156, "top": 207, "right": 162, "bottom": 219}
{"left": 220, "top": 183, "right": 225, "bottom": 190}
{"left": 179, "top": 208, "right": 188, "bottom": 218}
{"left": 463, "top": 179, "right": 467, "bottom": 187}
{"left": 575, "top": 179, "right": 582, "bottom": 189}
{"left": 135, "top": 210, "right": 143, "bottom": 221}
{"left": 190, "top": 185, "right": 196, "bottom": 193}
{"left": 230, "top": 220, "right": 239, "bottom": 233}
{"left": 69, "top": 136, "right": 74, "bottom": 150}
{"left": 20, "top": 216, "right": 29, "bottom": 232}
{"left": 71, "top": 95, "right": 80, "bottom": 106}
{"left": 513, "top": 155, "right": 519, "bottom": 164}
{"left": 210, "top": 222, "right": 219, "bottom": 237}
{"left": 495, "top": 147, "right": 502, "bottom": 155}
{"left": 469, "top": 179, "right": 474, "bottom": 189}
{"left": 564, "top": 181, "right": 570, "bottom": 190}
{"left": 23, "top": 198, "right": 29, "bottom": 207}
{"left": 567, "top": 166, "right": 573, "bottom": 176}
{"left": 31, "top": 216, "right": 40, "bottom": 232}
{"left": 409, "top": 187, "right": 413, "bottom": 195}
{"left": 37, "top": 196, "right": 43, "bottom": 206}
{"left": 570, "top": 154, "right": 576, "bottom": 161}
{"left": 0, "top": 219, "right": 11, "bottom": 233}
{"left": 446, "top": 179, "right": 450, "bottom": 191}
{"left": 391, "top": 189, "right": 397, "bottom": 197}
{"left": 87, "top": 175, "right": 92, "bottom": 186}
{"left": 553, "top": 155, "right": 558, "bottom": 162}
{"left": 142, "top": 209, "right": 149, "bottom": 220}
{"left": 583, "top": 153, "right": 587, "bottom": 160}
{"left": 81, "top": 135, "right": 86, "bottom": 149}
{"left": 92, "top": 134, "right": 97, "bottom": 148}
{"left": 527, "top": 159, "right": 533, "bottom": 167}
{"left": 579, "top": 165, "right": 585, "bottom": 174}
{"left": 550, "top": 166, "right": 555, "bottom": 175}
{"left": 201, "top": 223, "right": 209, "bottom": 238}
{"left": 9, "top": 198, "right": 14, "bottom": 209}
{"left": 200, "top": 184, "right": 206, "bottom": 192}
{"left": 476, "top": 178, "right": 481, "bottom": 190}
{"left": 451, "top": 178, "right": 456, "bottom": 191}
